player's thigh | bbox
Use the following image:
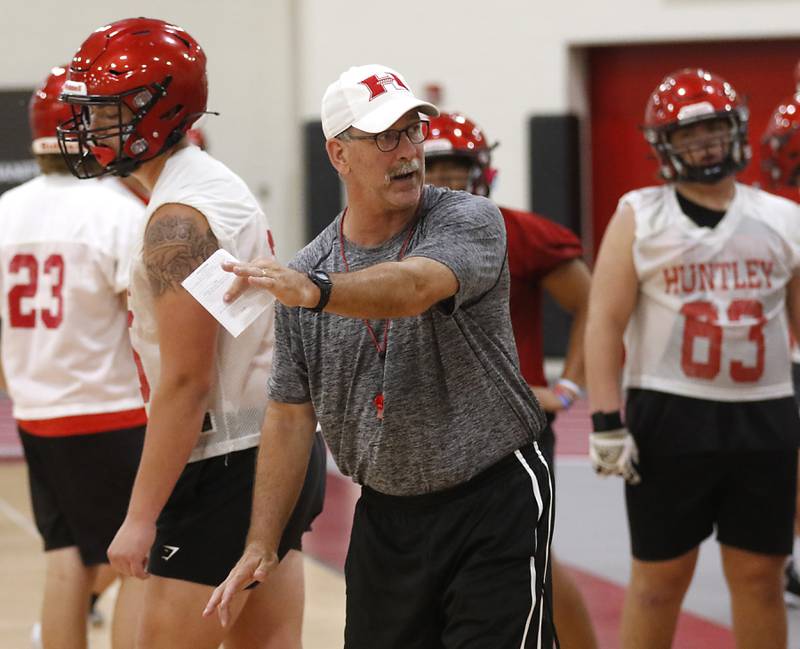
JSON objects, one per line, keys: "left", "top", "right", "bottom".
{"left": 224, "top": 550, "right": 305, "bottom": 649}
{"left": 136, "top": 575, "right": 249, "bottom": 649}
{"left": 628, "top": 548, "right": 700, "bottom": 600}
{"left": 716, "top": 450, "right": 798, "bottom": 556}
{"left": 720, "top": 543, "right": 787, "bottom": 593}
{"left": 44, "top": 546, "right": 97, "bottom": 594}
{"left": 625, "top": 452, "right": 718, "bottom": 561}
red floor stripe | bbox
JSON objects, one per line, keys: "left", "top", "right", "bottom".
{"left": 551, "top": 398, "right": 591, "bottom": 456}
{"left": 566, "top": 564, "right": 734, "bottom": 649}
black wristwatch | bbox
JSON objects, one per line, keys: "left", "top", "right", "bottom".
{"left": 306, "top": 269, "right": 333, "bottom": 312}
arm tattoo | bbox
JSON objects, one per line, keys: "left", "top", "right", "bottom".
{"left": 143, "top": 214, "right": 218, "bottom": 296}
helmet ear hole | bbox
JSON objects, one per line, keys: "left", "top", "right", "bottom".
{"left": 160, "top": 105, "right": 183, "bottom": 120}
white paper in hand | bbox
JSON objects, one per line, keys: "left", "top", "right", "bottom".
{"left": 181, "top": 248, "right": 271, "bottom": 338}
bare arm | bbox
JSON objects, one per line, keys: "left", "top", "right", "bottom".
{"left": 247, "top": 401, "right": 317, "bottom": 549}
{"left": 542, "top": 258, "right": 592, "bottom": 387}
{"left": 222, "top": 255, "right": 459, "bottom": 319}
{"left": 584, "top": 204, "right": 639, "bottom": 413}
{"left": 108, "top": 204, "right": 220, "bottom": 578}
{"left": 204, "top": 399, "right": 317, "bottom": 624}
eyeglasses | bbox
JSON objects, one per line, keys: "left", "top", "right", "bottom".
{"left": 338, "top": 120, "right": 430, "bottom": 152}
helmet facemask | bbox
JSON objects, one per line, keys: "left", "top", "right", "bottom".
{"left": 645, "top": 110, "right": 750, "bottom": 184}
{"left": 425, "top": 151, "right": 496, "bottom": 197}
{"left": 57, "top": 78, "right": 181, "bottom": 178}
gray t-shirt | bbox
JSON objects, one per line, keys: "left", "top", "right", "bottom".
{"left": 269, "top": 185, "right": 546, "bottom": 496}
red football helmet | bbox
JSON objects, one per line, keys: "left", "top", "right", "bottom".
{"left": 424, "top": 112, "right": 498, "bottom": 196}
{"left": 642, "top": 68, "right": 750, "bottom": 183}
{"left": 761, "top": 93, "right": 800, "bottom": 189}
{"left": 57, "top": 17, "right": 208, "bottom": 178}
{"left": 30, "top": 66, "right": 74, "bottom": 155}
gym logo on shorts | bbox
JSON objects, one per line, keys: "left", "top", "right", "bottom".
{"left": 161, "top": 545, "right": 180, "bottom": 561}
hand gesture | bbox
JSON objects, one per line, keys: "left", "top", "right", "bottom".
{"left": 221, "top": 258, "right": 317, "bottom": 308}
{"left": 203, "top": 541, "right": 279, "bottom": 626}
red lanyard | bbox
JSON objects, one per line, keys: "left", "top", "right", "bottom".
{"left": 338, "top": 208, "right": 416, "bottom": 419}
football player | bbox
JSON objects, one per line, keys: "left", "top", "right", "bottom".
{"left": 58, "top": 18, "right": 325, "bottom": 649}
{"left": 587, "top": 68, "right": 800, "bottom": 648}
{"left": 0, "top": 65, "right": 146, "bottom": 649}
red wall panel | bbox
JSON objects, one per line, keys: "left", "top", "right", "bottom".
{"left": 588, "top": 39, "right": 800, "bottom": 255}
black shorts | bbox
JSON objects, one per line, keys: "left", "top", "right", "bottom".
{"left": 539, "top": 417, "right": 556, "bottom": 477}
{"left": 19, "top": 424, "right": 145, "bottom": 566}
{"left": 626, "top": 388, "right": 800, "bottom": 454}
{"left": 625, "top": 450, "right": 798, "bottom": 561}
{"left": 344, "top": 443, "right": 554, "bottom": 649}
{"left": 148, "top": 431, "right": 326, "bottom": 587}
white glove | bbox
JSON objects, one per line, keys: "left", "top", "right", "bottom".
{"left": 589, "top": 428, "right": 641, "bottom": 485}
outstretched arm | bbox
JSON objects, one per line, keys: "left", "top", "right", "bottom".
{"left": 222, "top": 255, "right": 459, "bottom": 319}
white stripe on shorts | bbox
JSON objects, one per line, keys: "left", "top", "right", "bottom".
{"left": 515, "top": 441, "right": 554, "bottom": 649}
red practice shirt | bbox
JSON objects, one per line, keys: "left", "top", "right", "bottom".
{"left": 501, "top": 206, "right": 583, "bottom": 387}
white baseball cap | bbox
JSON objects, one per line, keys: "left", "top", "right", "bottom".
{"left": 321, "top": 64, "right": 439, "bottom": 140}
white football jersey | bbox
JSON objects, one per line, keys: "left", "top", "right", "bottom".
{"left": 623, "top": 183, "right": 800, "bottom": 401}
{"left": 129, "top": 145, "right": 275, "bottom": 462}
{"left": 0, "top": 173, "right": 145, "bottom": 419}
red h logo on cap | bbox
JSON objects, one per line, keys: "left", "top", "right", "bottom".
{"left": 359, "top": 72, "right": 409, "bottom": 100}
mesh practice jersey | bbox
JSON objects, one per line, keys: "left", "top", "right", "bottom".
{"left": 0, "top": 174, "right": 145, "bottom": 422}
{"left": 129, "top": 146, "right": 275, "bottom": 462}
{"left": 622, "top": 183, "right": 800, "bottom": 401}
{"left": 501, "top": 206, "right": 583, "bottom": 387}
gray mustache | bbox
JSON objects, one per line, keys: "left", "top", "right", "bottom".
{"left": 387, "top": 159, "right": 420, "bottom": 180}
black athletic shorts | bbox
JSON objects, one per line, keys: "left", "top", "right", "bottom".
{"left": 344, "top": 442, "right": 554, "bottom": 649}
{"left": 148, "top": 431, "right": 326, "bottom": 587}
{"left": 19, "top": 424, "right": 145, "bottom": 566}
{"left": 625, "top": 449, "right": 798, "bottom": 561}
{"left": 540, "top": 416, "right": 556, "bottom": 477}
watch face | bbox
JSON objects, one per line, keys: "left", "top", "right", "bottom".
{"left": 312, "top": 270, "right": 331, "bottom": 284}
